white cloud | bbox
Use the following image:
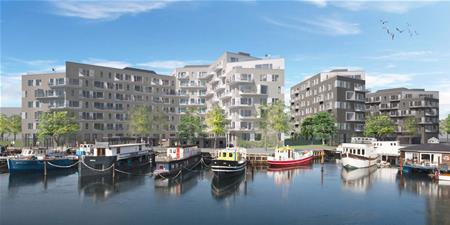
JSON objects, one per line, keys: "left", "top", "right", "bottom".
{"left": 82, "top": 58, "right": 131, "bottom": 69}
{"left": 305, "top": 1, "right": 432, "bottom": 13}
{"left": 264, "top": 16, "right": 360, "bottom": 36}
{"left": 304, "top": 0, "right": 327, "bottom": 7}
{"left": 366, "top": 72, "right": 413, "bottom": 88}
{"left": 0, "top": 74, "right": 22, "bottom": 107}
{"left": 52, "top": 1, "right": 171, "bottom": 20}
{"left": 368, "top": 50, "right": 450, "bottom": 62}
{"left": 138, "top": 60, "right": 209, "bottom": 72}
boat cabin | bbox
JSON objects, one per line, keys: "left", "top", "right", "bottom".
{"left": 165, "top": 147, "right": 200, "bottom": 160}
{"left": 400, "top": 138, "right": 450, "bottom": 168}
{"left": 217, "top": 148, "right": 245, "bottom": 161}
{"left": 76, "top": 144, "right": 94, "bottom": 156}
{"left": 93, "top": 142, "right": 151, "bottom": 160}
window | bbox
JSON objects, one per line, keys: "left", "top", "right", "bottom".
{"left": 260, "top": 85, "right": 268, "bottom": 94}
{"left": 28, "top": 101, "right": 33, "bottom": 108}
{"left": 117, "top": 147, "right": 121, "bottom": 154}
{"left": 260, "top": 74, "right": 267, "bottom": 81}
{"left": 229, "top": 153, "right": 233, "bottom": 157}
{"left": 272, "top": 74, "right": 279, "bottom": 82}
{"left": 28, "top": 80, "right": 33, "bottom": 86}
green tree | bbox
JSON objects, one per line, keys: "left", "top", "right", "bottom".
{"left": 205, "top": 105, "right": 228, "bottom": 149}
{"left": 442, "top": 114, "right": 450, "bottom": 142}
{"left": 152, "top": 107, "right": 169, "bottom": 144}
{"left": 267, "top": 101, "right": 290, "bottom": 146}
{"left": 364, "top": 115, "right": 395, "bottom": 140}
{"left": 37, "top": 111, "right": 79, "bottom": 147}
{"left": 300, "top": 116, "right": 315, "bottom": 144}
{"left": 9, "top": 115, "right": 22, "bottom": 142}
{"left": 177, "top": 108, "right": 204, "bottom": 145}
{"left": 129, "top": 105, "right": 153, "bottom": 141}
{"left": 403, "top": 116, "right": 418, "bottom": 144}
{"left": 258, "top": 104, "right": 270, "bottom": 150}
{"left": 0, "top": 114, "right": 9, "bottom": 141}
{"left": 312, "top": 112, "right": 336, "bottom": 145}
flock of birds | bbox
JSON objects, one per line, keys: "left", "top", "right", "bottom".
{"left": 380, "top": 19, "right": 419, "bottom": 40}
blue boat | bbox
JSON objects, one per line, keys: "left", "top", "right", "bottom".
{"left": 7, "top": 158, "right": 78, "bottom": 173}
{"left": 7, "top": 148, "right": 78, "bottom": 173}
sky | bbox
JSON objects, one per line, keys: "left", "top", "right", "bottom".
{"left": 1, "top": 0, "right": 449, "bottom": 118}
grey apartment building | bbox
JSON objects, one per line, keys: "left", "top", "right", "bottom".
{"left": 366, "top": 88, "right": 439, "bottom": 144}
{"left": 174, "top": 52, "right": 284, "bottom": 145}
{"left": 22, "top": 62, "right": 179, "bottom": 146}
{"left": 22, "top": 52, "right": 284, "bottom": 146}
{"left": 290, "top": 69, "right": 366, "bottom": 143}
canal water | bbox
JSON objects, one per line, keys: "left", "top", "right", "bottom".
{"left": 1, "top": 160, "right": 449, "bottom": 225}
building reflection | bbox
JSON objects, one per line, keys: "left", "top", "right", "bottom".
{"left": 266, "top": 164, "right": 313, "bottom": 187}
{"left": 398, "top": 174, "right": 450, "bottom": 225}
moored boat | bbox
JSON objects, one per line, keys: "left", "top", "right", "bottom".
{"left": 154, "top": 146, "right": 202, "bottom": 179}
{"left": 211, "top": 147, "right": 247, "bottom": 177}
{"left": 7, "top": 148, "right": 78, "bottom": 173}
{"left": 79, "top": 142, "right": 153, "bottom": 177}
{"left": 267, "top": 146, "right": 313, "bottom": 167}
{"left": 339, "top": 138, "right": 379, "bottom": 169}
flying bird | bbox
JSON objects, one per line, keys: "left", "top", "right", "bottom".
{"left": 380, "top": 19, "right": 388, "bottom": 25}
{"left": 396, "top": 27, "right": 404, "bottom": 33}
{"left": 52, "top": 68, "right": 55, "bottom": 72}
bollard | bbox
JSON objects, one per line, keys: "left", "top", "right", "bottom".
{"left": 44, "top": 160, "right": 48, "bottom": 176}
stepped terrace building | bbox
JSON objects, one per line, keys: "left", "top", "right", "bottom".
{"left": 366, "top": 88, "right": 439, "bottom": 144}
{"left": 174, "top": 52, "right": 284, "bottom": 145}
{"left": 22, "top": 62, "right": 179, "bottom": 146}
{"left": 290, "top": 69, "right": 366, "bottom": 143}
{"left": 21, "top": 52, "right": 284, "bottom": 147}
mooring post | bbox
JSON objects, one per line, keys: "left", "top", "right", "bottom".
{"left": 44, "top": 160, "right": 47, "bottom": 176}
{"left": 112, "top": 163, "right": 115, "bottom": 179}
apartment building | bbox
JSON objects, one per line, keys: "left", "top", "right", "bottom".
{"left": 22, "top": 62, "right": 179, "bottom": 146}
{"left": 290, "top": 69, "right": 366, "bottom": 143}
{"left": 366, "top": 88, "right": 439, "bottom": 144}
{"left": 174, "top": 52, "right": 284, "bottom": 145}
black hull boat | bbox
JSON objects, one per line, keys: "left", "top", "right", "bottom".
{"left": 211, "top": 148, "right": 247, "bottom": 178}
{"left": 154, "top": 146, "right": 202, "bottom": 179}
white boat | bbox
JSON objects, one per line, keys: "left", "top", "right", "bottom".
{"left": 339, "top": 138, "right": 379, "bottom": 169}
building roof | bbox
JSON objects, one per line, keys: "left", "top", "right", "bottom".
{"left": 374, "top": 87, "right": 425, "bottom": 93}
{"left": 123, "top": 67, "right": 157, "bottom": 74}
{"left": 400, "top": 144, "right": 450, "bottom": 152}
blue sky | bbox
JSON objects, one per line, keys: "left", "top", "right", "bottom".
{"left": 1, "top": 0, "right": 449, "bottom": 117}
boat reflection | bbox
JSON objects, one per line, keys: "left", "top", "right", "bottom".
{"left": 211, "top": 172, "right": 248, "bottom": 200}
{"left": 398, "top": 174, "right": 450, "bottom": 225}
{"left": 78, "top": 173, "right": 146, "bottom": 202}
{"left": 8, "top": 169, "right": 77, "bottom": 194}
{"left": 154, "top": 170, "right": 203, "bottom": 196}
{"left": 341, "top": 167, "right": 377, "bottom": 193}
{"left": 267, "top": 164, "right": 313, "bottom": 186}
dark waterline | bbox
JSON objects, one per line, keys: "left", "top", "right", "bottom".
{"left": 1, "top": 161, "right": 449, "bottom": 225}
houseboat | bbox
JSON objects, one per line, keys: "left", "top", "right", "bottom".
{"left": 400, "top": 137, "right": 450, "bottom": 175}
{"left": 338, "top": 137, "right": 379, "bottom": 169}
{"left": 267, "top": 146, "right": 314, "bottom": 168}
{"left": 7, "top": 148, "right": 78, "bottom": 173}
{"left": 153, "top": 146, "right": 202, "bottom": 179}
{"left": 211, "top": 147, "right": 247, "bottom": 177}
{"left": 78, "top": 142, "right": 153, "bottom": 177}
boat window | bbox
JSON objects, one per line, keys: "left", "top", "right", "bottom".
{"left": 358, "top": 149, "right": 360, "bottom": 155}
{"left": 362, "top": 150, "right": 365, "bottom": 155}
{"left": 229, "top": 153, "right": 233, "bottom": 157}
{"left": 222, "top": 152, "right": 226, "bottom": 157}
{"left": 117, "top": 147, "right": 121, "bottom": 154}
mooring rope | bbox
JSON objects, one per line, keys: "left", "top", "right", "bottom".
{"left": 200, "top": 158, "right": 212, "bottom": 168}
{"left": 47, "top": 161, "right": 80, "bottom": 168}
{"left": 114, "top": 168, "right": 153, "bottom": 176}
{"left": 157, "top": 169, "right": 182, "bottom": 180}
{"left": 81, "top": 160, "right": 114, "bottom": 172}
{"left": 182, "top": 159, "right": 202, "bottom": 172}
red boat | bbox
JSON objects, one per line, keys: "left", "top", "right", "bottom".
{"left": 267, "top": 146, "right": 314, "bottom": 167}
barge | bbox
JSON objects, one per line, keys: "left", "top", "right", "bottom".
{"left": 78, "top": 142, "right": 153, "bottom": 177}
{"left": 211, "top": 148, "right": 247, "bottom": 178}
{"left": 154, "top": 146, "right": 202, "bottom": 179}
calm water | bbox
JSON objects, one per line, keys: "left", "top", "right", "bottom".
{"left": 1, "top": 160, "right": 449, "bottom": 225}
